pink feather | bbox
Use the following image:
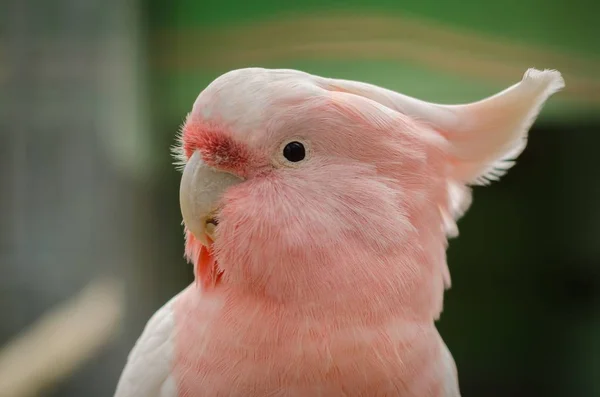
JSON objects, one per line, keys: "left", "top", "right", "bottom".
{"left": 116, "top": 67, "right": 563, "bottom": 397}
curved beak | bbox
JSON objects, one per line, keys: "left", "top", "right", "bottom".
{"left": 179, "top": 151, "right": 243, "bottom": 246}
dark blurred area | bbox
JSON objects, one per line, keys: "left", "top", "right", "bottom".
{"left": 1, "top": 0, "right": 598, "bottom": 396}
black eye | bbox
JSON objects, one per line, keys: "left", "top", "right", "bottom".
{"left": 283, "top": 141, "right": 306, "bottom": 162}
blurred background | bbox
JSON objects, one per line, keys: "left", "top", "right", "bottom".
{"left": 1, "top": 0, "right": 599, "bottom": 396}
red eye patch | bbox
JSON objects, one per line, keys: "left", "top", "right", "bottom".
{"left": 183, "top": 121, "right": 250, "bottom": 176}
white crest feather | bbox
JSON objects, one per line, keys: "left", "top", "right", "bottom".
{"left": 318, "top": 68, "right": 564, "bottom": 241}
{"left": 320, "top": 68, "right": 564, "bottom": 185}
{"left": 443, "top": 68, "right": 565, "bottom": 185}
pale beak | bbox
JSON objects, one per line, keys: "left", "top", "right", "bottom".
{"left": 179, "top": 151, "right": 243, "bottom": 246}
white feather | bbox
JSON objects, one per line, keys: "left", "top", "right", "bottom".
{"left": 317, "top": 68, "right": 564, "bottom": 242}
{"left": 319, "top": 68, "right": 564, "bottom": 185}
{"left": 113, "top": 293, "right": 180, "bottom": 397}
{"left": 439, "top": 338, "right": 461, "bottom": 397}
{"left": 171, "top": 114, "right": 190, "bottom": 173}
{"left": 445, "top": 68, "right": 565, "bottom": 185}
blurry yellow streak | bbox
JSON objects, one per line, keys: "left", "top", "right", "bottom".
{"left": 154, "top": 12, "right": 600, "bottom": 104}
{"left": 0, "top": 278, "right": 125, "bottom": 397}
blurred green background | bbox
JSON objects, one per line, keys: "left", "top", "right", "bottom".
{"left": 1, "top": 0, "right": 599, "bottom": 396}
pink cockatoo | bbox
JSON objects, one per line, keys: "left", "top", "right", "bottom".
{"left": 114, "top": 67, "right": 564, "bottom": 397}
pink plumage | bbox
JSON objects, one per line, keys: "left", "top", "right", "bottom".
{"left": 115, "top": 67, "right": 564, "bottom": 397}
{"left": 182, "top": 122, "right": 255, "bottom": 176}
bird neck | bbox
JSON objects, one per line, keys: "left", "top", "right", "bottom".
{"left": 215, "top": 231, "right": 449, "bottom": 328}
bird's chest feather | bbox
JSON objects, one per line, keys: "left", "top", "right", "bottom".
{"left": 170, "top": 287, "right": 451, "bottom": 397}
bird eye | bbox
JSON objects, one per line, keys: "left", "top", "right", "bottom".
{"left": 283, "top": 141, "right": 306, "bottom": 162}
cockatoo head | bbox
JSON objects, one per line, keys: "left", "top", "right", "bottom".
{"left": 176, "top": 67, "right": 563, "bottom": 317}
